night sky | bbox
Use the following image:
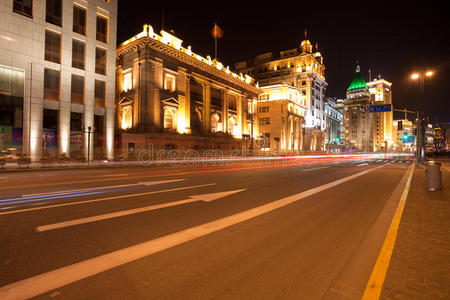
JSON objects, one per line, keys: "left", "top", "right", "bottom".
{"left": 117, "top": 1, "right": 450, "bottom": 123}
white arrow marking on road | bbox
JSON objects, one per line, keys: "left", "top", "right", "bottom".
{"left": 1, "top": 182, "right": 214, "bottom": 216}
{"left": 22, "top": 179, "right": 185, "bottom": 197}
{"left": 36, "top": 189, "right": 245, "bottom": 232}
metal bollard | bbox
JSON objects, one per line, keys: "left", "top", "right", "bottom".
{"left": 425, "top": 161, "right": 442, "bottom": 191}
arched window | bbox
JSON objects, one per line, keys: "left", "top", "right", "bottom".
{"left": 228, "top": 116, "right": 237, "bottom": 136}
{"left": 164, "top": 109, "right": 175, "bottom": 130}
{"left": 121, "top": 105, "right": 132, "bottom": 129}
{"left": 211, "top": 113, "right": 221, "bottom": 132}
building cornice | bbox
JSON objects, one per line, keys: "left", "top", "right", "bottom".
{"left": 117, "top": 25, "right": 261, "bottom": 96}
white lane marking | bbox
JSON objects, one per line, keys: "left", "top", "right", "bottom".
{"left": 36, "top": 189, "right": 245, "bottom": 232}
{"left": 357, "top": 163, "right": 369, "bottom": 166}
{"left": 22, "top": 179, "right": 184, "bottom": 197}
{"left": 301, "top": 167, "right": 329, "bottom": 172}
{"left": 0, "top": 163, "right": 390, "bottom": 300}
{"left": 0, "top": 183, "right": 215, "bottom": 216}
{"left": 102, "top": 174, "right": 129, "bottom": 177}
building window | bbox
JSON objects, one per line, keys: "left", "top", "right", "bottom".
{"left": 258, "top": 106, "right": 269, "bottom": 113}
{"left": 121, "top": 105, "right": 132, "bottom": 129}
{"left": 13, "top": 0, "right": 32, "bottom": 18}
{"left": 95, "top": 47, "right": 107, "bottom": 75}
{"left": 72, "top": 39, "right": 85, "bottom": 70}
{"left": 164, "top": 109, "right": 175, "bottom": 130}
{"left": 0, "top": 66, "right": 25, "bottom": 130}
{"left": 123, "top": 71, "right": 132, "bottom": 91}
{"left": 45, "top": 0, "right": 61, "bottom": 26}
{"left": 94, "top": 80, "right": 106, "bottom": 108}
{"left": 70, "top": 74, "right": 84, "bottom": 104}
{"left": 73, "top": 5, "right": 86, "bottom": 35}
{"left": 210, "top": 113, "right": 221, "bottom": 132}
{"left": 228, "top": 95, "right": 237, "bottom": 111}
{"left": 260, "top": 94, "right": 269, "bottom": 101}
{"left": 43, "top": 68, "right": 60, "bottom": 101}
{"left": 44, "top": 30, "right": 61, "bottom": 63}
{"left": 260, "top": 117, "right": 270, "bottom": 125}
{"left": 164, "top": 73, "right": 176, "bottom": 92}
{"left": 96, "top": 15, "right": 108, "bottom": 43}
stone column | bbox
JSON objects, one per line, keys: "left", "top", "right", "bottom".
{"left": 223, "top": 89, "right": 228, "bottom": 133}
{"left": 59, "top": 69, "right": 71, "bottom": 158}
{"left": 84, "top": 74, "right": 95, "bottom": 161}
{"left": 28, "top": 64, "right": 43, "bottom": 161}
{"left": 203, "top": 82, "right": 211, "bottom": 133}
{"left": 236, "top": 93, "right": 242, "bottom": 137}
{"left": 151, "top": 58, "right": 163, "bottom": 128}
{"left": 176, "top": 67, "right": 187, "bottom": 133}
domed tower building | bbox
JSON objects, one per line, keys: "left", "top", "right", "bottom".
{"left": 343, "top": 63, "right": 374, "bottom": 151}
{"left": 235, "top": 30, "right": 328, "bottom": 152}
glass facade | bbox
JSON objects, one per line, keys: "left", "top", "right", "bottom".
{"left": 0, "top": 65, "right": 25, "bottom": 155}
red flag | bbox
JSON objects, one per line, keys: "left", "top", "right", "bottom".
{"left": 211, "top": 23, "right": 223, "bottom": 38}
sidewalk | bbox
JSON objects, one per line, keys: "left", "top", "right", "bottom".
{"left": 381, "top": 158, "right": 450, "bottom": 299}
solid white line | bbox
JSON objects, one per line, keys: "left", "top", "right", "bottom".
{"left": 0, "top": 163, "right": 390, "bottom": 300}
{"left": 22, "top": 179, "right": 184, "bottom": 197}
{"left": 102, "top": 174, "right": 129, "bottom": 177}
{"left": 301, "top": 167, "right": 328, "bottom": 172}
{"left": 0, "top": 183, "right": 215, "bottom": 216}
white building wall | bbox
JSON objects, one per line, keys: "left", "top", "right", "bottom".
{"left": 0, "top": 0, "right": 117, "bottom": 161}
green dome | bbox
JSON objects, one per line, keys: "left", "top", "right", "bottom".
{"left": 347, "top": 66, "right": 368, "bottom": 92}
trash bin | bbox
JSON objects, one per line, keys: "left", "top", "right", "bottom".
{"left": 425, "top": 161, "right": 442, "bottom": 191}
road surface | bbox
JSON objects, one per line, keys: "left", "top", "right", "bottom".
{"left": 0, "top": 155, "right": 413, "bottom": 299}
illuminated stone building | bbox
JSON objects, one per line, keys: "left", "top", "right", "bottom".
{"left": 236, "top": 35, "right": 327, "bottom": 151}
{"left": 367, "top": 77, "right": 393, "bottom": 151}
{"left": 393, "top": 119, "right": 415, "bottom": 152}
{"left": 0, "top": 0, "right": 117, "bottom": 161}
{"left": 343, "top": 64, "right": 374, "bottom": 152}
{"left": 115, "top": 25, "right": 260, "bottom": 156}
{"left": 325, "top": 98, "right": 343, "bottom": 151}
{"left": 256, "top": 84, "right": 306, "bottom": 152}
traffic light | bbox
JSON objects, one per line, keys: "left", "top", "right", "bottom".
{"left": 402, "top": 132, "right": 408, "bottom": 141}
{"left": 398, "top": 121, "right": 403, "bottom": 130}
{"left": 413, "top": 128, "right": 417, "bottom": 136}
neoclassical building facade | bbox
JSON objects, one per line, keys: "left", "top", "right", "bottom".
{"left": 115, "top": 25, "right": 260, "bottom": 155}
{"left": 256, "top": 84, "right": 306, "bottom": 152}
{"left": 343, "top": 64, "right": 374, "bottom": 151}
{"left": 235, "top": 35, "right": 328, "bottom": 151}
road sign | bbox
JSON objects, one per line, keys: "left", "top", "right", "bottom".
{"left": 369, "top": 104, "right": 392, "bottom": 113}
{"left": 403, "top": 136, "right": 415, "bottom": 144}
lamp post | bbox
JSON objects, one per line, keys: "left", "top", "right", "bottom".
{"left": 411, "top": 71, "right": 433, "bottom": 165}
{"left": 82, "top": 126, "right": 95, "bottom": 165}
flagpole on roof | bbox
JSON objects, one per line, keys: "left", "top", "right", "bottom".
{"left": 214, "top": 22, "right": 217, "bottom": 59}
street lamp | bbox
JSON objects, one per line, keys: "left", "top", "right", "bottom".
{"left": 410, "top": 70, "right": 433, "bottom": 165}
{"left": 82, "top": 126, "right": 95, "bottom": 165}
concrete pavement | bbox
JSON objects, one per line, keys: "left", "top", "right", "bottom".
{"left": 380, "top": 158, "right": 450, "bottom": 299}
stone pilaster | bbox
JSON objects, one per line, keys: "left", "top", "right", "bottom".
{"left": 203, "top": 82, "right": 211, "bottom": 133}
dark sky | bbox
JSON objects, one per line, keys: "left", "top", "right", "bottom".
{"left": 117, "top": 1, "right": 450, "bottom": 123}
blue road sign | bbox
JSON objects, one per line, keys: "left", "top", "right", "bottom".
{"left": 403, "top": 136, "right": 415, "bottom": 144}
{"left": 369, "top": 104, "right": 392, "bottom": 113}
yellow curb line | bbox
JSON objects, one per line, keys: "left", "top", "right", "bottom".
{"left": 361, "top": 162, "right": 415, "bottom": 299}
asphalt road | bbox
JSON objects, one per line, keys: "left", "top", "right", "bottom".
{"left": 0, "top": 155, "right": 413, "bottom": 299}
